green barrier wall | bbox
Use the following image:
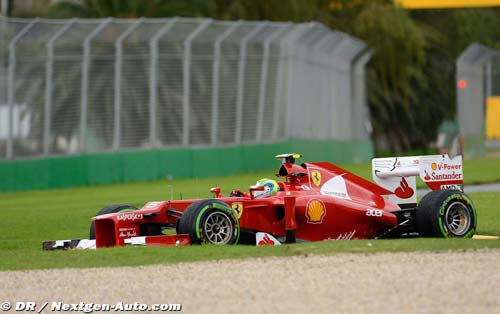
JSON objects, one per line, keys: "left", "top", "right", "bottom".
{"left": 0, "top": 140, "right": 373, "bottom": 192}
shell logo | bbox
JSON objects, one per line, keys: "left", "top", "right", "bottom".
{"left": 306, "top": 199, "right": 326, "bottom": 224}
{"left": 431, "top": 162, "right": 437, "bottom": 170}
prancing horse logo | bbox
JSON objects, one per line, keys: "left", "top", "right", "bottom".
{"left": 231, "top": 202, "right": 243, "bottom": 219}
{"left": 311, "top": 171, "right": 321, "bottom": 186}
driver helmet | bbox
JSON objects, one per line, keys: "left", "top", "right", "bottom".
{"left": 254, "top": 178, "right": 279, "bottom": 199}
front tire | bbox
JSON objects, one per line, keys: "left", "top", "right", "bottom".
{"left": 178, "top": 199, "right": 240, "bottom": 244}
{"left": 416, "top": 189, "right": 476, "bottom": 238}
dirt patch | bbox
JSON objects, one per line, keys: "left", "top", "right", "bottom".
{"left": 2, "top": 250, "right": 500, "bottom": 314}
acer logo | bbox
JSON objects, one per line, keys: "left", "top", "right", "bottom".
{"left": 366, "top": 208, "right": 383, "bottom": 217}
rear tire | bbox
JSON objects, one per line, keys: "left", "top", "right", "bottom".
{"left": 178, "top": 199, "right": 240, "bottom": 244}
{"left": 416, "top": 189, "right": 476, "bottom": 238}
{"left": 89, "top": 204, "right": 138, "bottom": 239}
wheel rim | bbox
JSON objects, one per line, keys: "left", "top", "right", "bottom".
{"left": 203, "top": 211, "right": 233, "bottom": 244}
{"left": 444, "top": 201, "right": 471, "bottom": 236}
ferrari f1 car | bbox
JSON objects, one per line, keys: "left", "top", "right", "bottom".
{"left": 43, "top": 153, "right": 476, "bottom": 250}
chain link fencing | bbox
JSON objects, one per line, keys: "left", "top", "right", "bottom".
{"left": 0, "top": 17, "right": 371, "bottom": 160}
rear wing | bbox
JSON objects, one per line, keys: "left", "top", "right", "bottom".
{"left": 372, "top": 154, "right": 463, "bottom": 206}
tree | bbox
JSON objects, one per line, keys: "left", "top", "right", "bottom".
{"left": 327, "top": 1, "right": 436, "bottom": 152}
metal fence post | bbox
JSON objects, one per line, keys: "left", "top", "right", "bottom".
{"left": 80, "top": 18, "right": 112, "bottom": 153}
{"left": 182, "top": 20, "right": 211, "bottom": 146}
{"left": 256, "top": 25, "right": 290, "bottom": 142}
{"left": 282, "top": 23, "right": 313, "bottom": 139}
{"left": 486, "top": 61, "right": 492, "bottom": 97}
{"left": 6, "top": 19, "right": 38, "bottom": 160}
{"left": 210, "top": 21, "right": 241, "bottom": 145}
{"left": 328, "top": 35, "right": 346, "bottom": 139}
{"left": 149, "top": 18, "right": 178, "bottom": 148}
{"left": 331, "top": 36, "right": 366, "bottom": 140}
{"left": 235, "top": 23, "right": 266, "bottom": 144}
{"left": 113, "top": 18, "right": 144, "bottom": 151}
{"left": 312, "top": 32, "right": 336, "bottom": 140}
{"left": 271, "top": 24, "right": 295, "bottom": 140}
{"left": 352, "top": 49, "right": 372, "bottom": 141}
{"left": 44, "top": 18, "right": 77, "bottom": 156}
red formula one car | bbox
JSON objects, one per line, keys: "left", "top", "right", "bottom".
{"left": 43, "top": 153, "right": 477, "bottom": 250}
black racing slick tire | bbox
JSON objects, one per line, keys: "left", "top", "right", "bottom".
{"left": 89, "top": 204, "right": 138, "bottom": 239}
{"left": 178, "top": 199, "right": 240, "bottom": 245}
{"left": 416, "top": 189, "right": 476, "bottom": 238}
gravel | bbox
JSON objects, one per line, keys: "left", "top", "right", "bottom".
{"left": 2, "top": 250, "right": 500, "bottom": 314}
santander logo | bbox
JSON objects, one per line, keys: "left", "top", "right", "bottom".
{"left": 258, "top": 234, "right": 275, "bottom": 245}
{"left": 394, "top": 177, "right": 414, "bottom": 199}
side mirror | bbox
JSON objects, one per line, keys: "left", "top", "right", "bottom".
{"left": 249, "top": 185, "right": 265, "bottom": 200}
{"left": 210, "top": 187, "right": 222, "bottom": 198}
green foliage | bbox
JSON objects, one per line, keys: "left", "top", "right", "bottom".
{"left": 342, "top": 2, "right": 430, "bottom": 151}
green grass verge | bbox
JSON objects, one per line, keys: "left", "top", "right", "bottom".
{"left": 0, "top": 159, "right": 499, "bottom": 271}
{"left": 1, "top": 238, "right": 500, "bottom": 271}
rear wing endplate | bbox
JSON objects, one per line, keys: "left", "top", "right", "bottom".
{"left": 372, "top": 154, "right": 463, "bottom": 205}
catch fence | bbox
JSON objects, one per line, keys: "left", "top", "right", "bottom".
{"left": 0, "top": 17, "right": 371, "bottom": 160}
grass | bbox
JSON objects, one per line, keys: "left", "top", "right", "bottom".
{"left": 0, "top": 159, "right": 499, "bottom": 271}
{"left": 1, "top": 238, "right": 500, "bottom": 271}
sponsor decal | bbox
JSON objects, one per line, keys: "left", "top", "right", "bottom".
{"left": 335, "top": 230, "right": 356, "bottom": 240}
{"left": 424, "top": 169, "right": 462, "bottom": 181}
{"left": 118, "top": 227, "right": 137, "bottom": 238}
{"left": 434, "top": 162, "right": 462, "bottom": 171}
{"left": 441, "top": 184, "right": 463, "bottom": 190}
{"left": 424, "top": 170, "right": 431, "bottom": 181}
{"left": 255, "top": 232, "right": 281, "bottom": 246}
{"left": 421, "top": 156, "right": 463, "bottom": 182}
{"left": 116, "top": 212, "right": 143, "bottom": 222}
{"left": 301, "top": 184, "right": 311, "bottom": 191}
{"left": 366, "top": 208, "right": 383, "bottom": 217}
{"left": 322, "top": 191, "right": 350, "bottom": 199}
{"left": 394, "top": 177, "right": 414, "bottom": 199}
{"left": 258, "top": 234, "right": 275, "bottom": 245}
{"left": 306, "top": 199, "right": 326, "bottom": 224}
{"left": 231, "top": 202, "right": 243, "bottom": 219}
{"left": 395, "top": 157, "right": 419, "bottom": 168}
{"left": 145, "top": 201, "right": 161, "bottom": 208}
{"left": 311, "top": 170, "right": 321, "bottom": 186}
{"left": 372, "top": 156, "right": 418, "bottom": 204}
{"left": 320, "top": 175, "right": 351, "bottom": 200}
